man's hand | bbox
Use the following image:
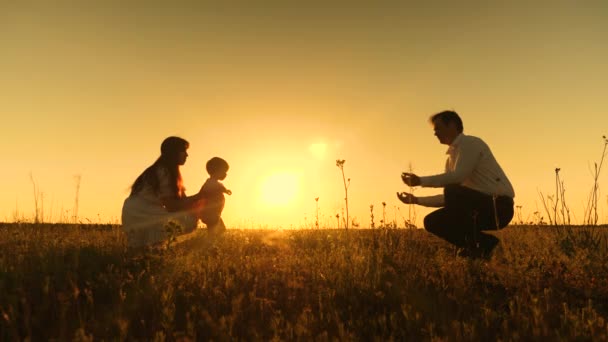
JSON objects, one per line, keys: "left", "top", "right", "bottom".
{"left": 225, "top": 189, "right": 232, "bottom": 195}
{"left": 401, "top": 172, "right": 421, "bottom": 186}
{"left": 397, "top": 192, "right": 418, "bottom": 205}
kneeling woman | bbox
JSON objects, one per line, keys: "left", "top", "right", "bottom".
{"left": 122, "top": 136, "right": 205, "bottom": 248}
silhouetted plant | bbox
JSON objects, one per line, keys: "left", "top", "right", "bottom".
{"left": 381, "top": 202, "right": 387, "bottom": 228}
{"left": 73, "top": 174, "right": 81, "bottom": 224}
{"left": 369, "top": 205, "right": 375, "bottom": 229}
{"left": 314, "top": 197, "right": 319, "bottom": 229}
{"left": 405, "top": 162, "right": 418, "bottom": 228}
{"left": 542, "top": 167, "right": 571, "bottom": 226}
{"left": 538, "top": 191, "right": 553, "bottom": 226}
{"left": 164, "top": 220, "right": 183, "bottom": 249}
{"left": 515, "top": 205, "right": 524, "bottom": 225}
{"left": 556, "top": 169, "right": 571, "bottom": 225}
{"left": 335, "top": 159, "right": 350, "bottom": 230}
{"left": 538, "top": 169, "right": 571, "bottom": 226}
{"left": 392, "top": 205, "right": 398, "bottom": 228}
{"left": 553, "top": 168, "right": 561, "bottom": 226}
{"left": 29, "top": 172, "right": 43, "bottom": 224}
{"left": 531, "top": 210, "right": 545, "bottom": 225}
{"left": 584, "top": 135, "right": 608, "bottom": 226}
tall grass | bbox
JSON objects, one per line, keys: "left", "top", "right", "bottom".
{"left": 1, "top": 223, "right": 607, "bottom": 340}
{"left": 29, "top": 173, "right": 43, "bottom": 224}
{"left": 584, "top": 136, "right": 608, "bottom": 226}
{"left": 73, "top": 175, "right": 81, "bottom": 224}
{"left": 335, "top": 159, "right": 350, "bottom": 229}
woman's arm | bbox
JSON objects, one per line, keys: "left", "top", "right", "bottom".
{"left": 161, "top": 192, "right": 204, "bottom": 212}
{"left": 156, "top": 166, "right": 205, "bottom": 212}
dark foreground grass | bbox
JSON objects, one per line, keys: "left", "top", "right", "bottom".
{"left": 1, "top": 223, "right": 607, "bottom": 341}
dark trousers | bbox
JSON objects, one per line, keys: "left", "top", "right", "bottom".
{"left": 424, "top": 185, "right": 514, "bottom": 251}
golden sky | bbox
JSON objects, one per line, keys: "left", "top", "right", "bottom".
{"left": 2, "top": 2, "right": 608, "bottom": 227}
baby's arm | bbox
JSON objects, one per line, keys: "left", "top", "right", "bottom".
{"left": 221, "top": 183, "right": 232, "bottom": 195}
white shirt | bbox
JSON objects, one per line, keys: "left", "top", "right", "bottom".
{"left": 417, "top": 133, "right": 515, "bottom": 207}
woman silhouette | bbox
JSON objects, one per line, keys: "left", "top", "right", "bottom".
{"left": 121, "top": 136, "right": 205, "bottom": 247}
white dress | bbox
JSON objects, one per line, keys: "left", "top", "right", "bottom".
{"left": 121, "top": 167, "right": 198, "bottom": 248}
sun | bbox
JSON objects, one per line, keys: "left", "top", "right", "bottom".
{"left": 309, "top": 142, "right": 327, "bottom": 159}
{"left": 259, "top": 172, "right": 300, "bottom": 207}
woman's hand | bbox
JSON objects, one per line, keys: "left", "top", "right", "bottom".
{"left": 161, "top": 196, "right": 183, "bottom": 212}
{"left": 162, "top": 193, "right": 206, "bottom": 212}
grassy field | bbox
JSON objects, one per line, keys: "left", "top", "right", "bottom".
{"left": 1, "top": 223, "right": 607, "bottom": 341}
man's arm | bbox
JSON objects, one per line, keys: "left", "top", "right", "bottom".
{"left": 397, "top": 192, "right": 444, "bottom": 207}
{"left": 417, "top": 194, "right": 444, "bottom": 207}
{"left": 419, "top": 140, "right": 482, "bottom": 187}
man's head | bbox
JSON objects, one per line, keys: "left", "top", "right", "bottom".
{"left": 429, "top": 110, "right": 463, "bottom": 145}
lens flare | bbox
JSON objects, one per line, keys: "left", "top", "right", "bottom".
{"left": 259, "top": 172, "right": 300, "bottom": 207}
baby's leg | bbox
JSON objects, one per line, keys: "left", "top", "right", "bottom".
{"left": 205, "top": 216, "right": 226, "bottom": 234}
{"left": 214, "top": 217, "right": 226, "bottom": 233}
{"left": 201, "top": 214, "right": 217, "bottom": 227}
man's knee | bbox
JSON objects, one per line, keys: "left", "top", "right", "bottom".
{"left": 423, "top": 213, "right": 440, "bottom": 233}
{"left": 496, "top": 197, "right": 514, "bottom": 228}
{"left": 498, "top": 208, "right": 514, "bottom": 228}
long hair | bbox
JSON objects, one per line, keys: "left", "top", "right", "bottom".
{"left": 130, "top": 136, "right": 189, "bottom": 198}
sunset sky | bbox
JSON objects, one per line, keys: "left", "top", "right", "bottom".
{"left": 2, "top": 2, "right": 608, "bottom": 227}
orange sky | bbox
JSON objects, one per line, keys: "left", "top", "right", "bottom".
{"left": 2, "top": 2, "right": 608, "bottom": 227}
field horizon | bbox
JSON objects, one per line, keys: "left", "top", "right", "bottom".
{"left": 1, "top": 223, "right": 607, "bottom": 340}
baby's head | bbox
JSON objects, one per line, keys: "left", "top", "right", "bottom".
{"left": 206, "top": 157, "right": 229, "bottom": 180}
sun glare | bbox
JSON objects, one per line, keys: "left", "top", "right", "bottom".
{"left": 309, "top": 142, "right": 327, "bottom": 159}
{"left": 259, "top": 172, "right": 300, "bottom": 207}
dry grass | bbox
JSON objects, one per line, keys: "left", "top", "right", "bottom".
{"left": 1, "top": 223, "right": 607, "bottom": 340}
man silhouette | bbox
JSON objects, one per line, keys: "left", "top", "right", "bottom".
{"left": 398, "top": 110, "right": 515, "bottom": 258}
